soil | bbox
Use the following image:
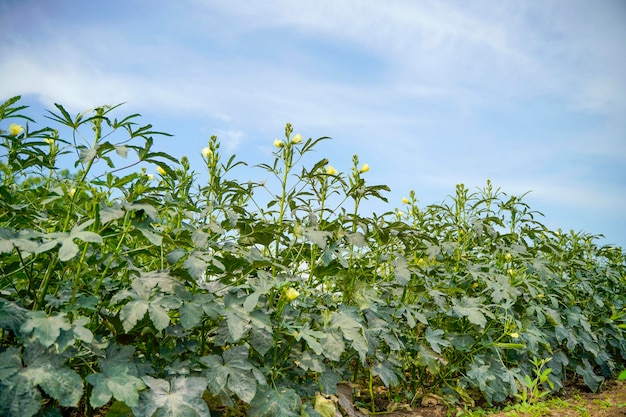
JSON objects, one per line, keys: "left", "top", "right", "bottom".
{"left": 359, "top": 380, "right": 626, "bottom": 417}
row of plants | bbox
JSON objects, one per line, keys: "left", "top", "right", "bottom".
{"left": 1, "top": 95, "right": 625, "bottom": 417}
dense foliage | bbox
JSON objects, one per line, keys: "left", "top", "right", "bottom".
{"left": 1, "top": 96, "right": 625, "bottom": 417}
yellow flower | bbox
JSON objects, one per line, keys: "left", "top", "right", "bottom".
{"left": 157, "top": 166, "right": 166, "bottom": 175}
{"left": 44, "top": 138, "right": 55, "bottom": 145}
{"left": 401, "top": 197, "right": 410, "bottom": 205}
{"left": 68, "top": 188, "right": 76, "bottom": 198}
{"left": 396, "top": 210, "right": 404, "bottom": 218}
{"left": 504, "top": 252, "right": 513, "bottom": 262}
{"left": 147, "top": 173, "right": 154, "bottom": 181}
{"left": 290, "top": 133, "right": 303, "bottom": 144}
{"left": 201, "top": 147, "right": 212, "bottom": 158}
{"left": 284, "top": 287, "right": 300, "bottom": 301}
{"left": 273, "top": 139, "right": 285, "bottom": 148}
{"left": 509, "top": 332, "right": 519, "bottom": 339}
{"left": 9, "top": 123, "right": 23, "bottom": 136}
{"left": 326, "top": 165, "right": 338, "bottom": 175}
{"left": 359, "top": 163, "right": 370, "bottom": 173}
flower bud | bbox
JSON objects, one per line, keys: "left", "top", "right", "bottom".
{"left": 157, "top": 166, "right": 166, "bottom": 175}
{"left": 401, "top": 197, "right": 410, "bottom": 205}
{"left": 274, "top": 139, "right": 285, "bottom": 148}
{"left": 359, "top": 163, "right": 370, "bottom": 173}
{"left": 326, "top": 166, "right": 338, "bottom": 175}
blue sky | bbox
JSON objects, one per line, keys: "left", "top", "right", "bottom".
{"left": 1, "top": 0, "right": 625, "bottom": 247}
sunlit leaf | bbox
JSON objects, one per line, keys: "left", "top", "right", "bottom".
{"left": 86, "top": 364, "right": 145, "bottom": 408}
{"left": 425, "top": 327, "right": 450, "bottom": 354}
{"left": 133, "top": 376, "right": 209, "bottom": 417}
{"left": 21, "top": 311, "right": 71, "bottom": 348}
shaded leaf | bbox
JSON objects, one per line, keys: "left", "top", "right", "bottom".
{"left": 248, "top": 385, "right": 301, "bottom": 417}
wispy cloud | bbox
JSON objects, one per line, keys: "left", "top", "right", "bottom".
{"left": 1, "top": 0, "right": 624, "bottom": 245}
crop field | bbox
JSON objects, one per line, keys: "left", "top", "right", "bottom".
{"left": 1, "top": 96, "right": 625, "bottom": 416}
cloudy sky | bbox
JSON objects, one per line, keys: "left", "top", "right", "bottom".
{"left": 1, "top": 0, "right": 625, "bottom": 247}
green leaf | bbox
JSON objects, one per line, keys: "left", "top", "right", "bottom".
{"left": 104, "top": 401, "right": 134, "bottom": 417}
{"left": 576, "top": 359, "right": 604, "bottom": 392}
{"left": 304, "top": 227, "right": 331, "bottom": 249}
{"left": 21, "top": 311, "right": 71, "bottom": 347}
{"left": 86, "top": 365, "right": 146, "bottom": 408}
{"left": 180, "top": 300, "right": 204, "bottom": 330}
{"left": 58, "top": 238, "right": 79, "bottom": 261}
{"left": 0, "top": 371, "right": 42, "bottom": 417}
{"left": 120, "top": 300, "right": 149, "bottom": 332}
{"left": 31, "top": 364, "right": 83, "bottom": 407}
{"left": 248, "top": 385, "right": 301, "bottom": 417}
{"left": 0, "top": 347, "right": 22, "bottom": 380}
{"left": 191, "top": 229, "right": 209, "bottom": 248}
{"left": 450, "top": 297, "right": 488, "bottom": 328}
{"left": 132, "top": 376, "right": 209, "bottom": 417}
{"left": 0, "top": 298, "right": 28, "bottom": 334}
{"left": 223, "top": 294, "right": 251, "bottom": 342}
{"left": 425, "top": 327, "right": 450, "bottom": 354}
{"left": 138, "top": 227, "right": 163, "bottom": 246}
{"left": 148, "top": 298, "right": 172, "bottom": 331}
{"left": 329, "top": 308, "right": 368, "bottom": 362}
{"left": 487, "top": 274, "right": 521, "bottom": 304}
{"left": 293, "top": 323, "right": 325, "bottom": 355}
{"left": 184, "top": 254, "right": 207, "bottom": 280}
{"left": 416, "top": 344, "right": 446, "bottom": 375}
{"left": 2, "top": 345, "right": 84, "bottom": 409}
{"left": 319, "top": 330, "right": 345, "bottom": 362}
{"left": 201, "top": 345, "right": 258, "bottom": 403}
{"left": 466, "top": 362, "right": 496, "bottom": 393}
{"left": 99, "top": 204, "right": 125, "bottom": 223}
{"left": 372, "top": 359, "right": 400, "bottom": 388}
{"left": 392, "top": 254, "right": 411, "bottom": 285}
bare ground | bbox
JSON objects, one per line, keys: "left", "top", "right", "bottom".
{"left": 339, "top": 380, "right": 626, "bottom": 417}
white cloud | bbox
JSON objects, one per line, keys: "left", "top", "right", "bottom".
{"left": 1, "top": 0, "right": 624, "bottom": 245}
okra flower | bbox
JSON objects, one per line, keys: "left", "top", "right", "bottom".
{"left": 44, "top": 138, "right": 55, "bottom": 145}
{"left": 401, "top": 197, "right": 410, "bottom": 204}
{"left": 290, "top": 133, "right": 302, "bottom": 144}
{"left": 326, "top": 165, "right": 338, "bottom": 175}
{"left": 274, "top": 139, "right": 285, "bottom": 148}
{"left": 201, "top": 147, "right": 212, "bottom": 158}
{"left": 509, "top": 332, "right": 519, "bottom": 338}
{"left": 157, "top": 166, "right": 166, "bottom": 175}
{"left": 284, "top": 287, "right": 300, "bottom": 301}
{"left": 68, "top": 188, "right": 76, "bottom": 197}
{"left": 9, "top": 123, "right": 23, "bottom": 136}
{"left": 359, "top": 163, "right": 370, "bottom": 173}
